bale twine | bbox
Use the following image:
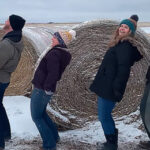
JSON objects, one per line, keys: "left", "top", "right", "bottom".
{"left": 49, "top": 20, "right": 150, "bottom": 129}
{"left": 0, "top": 30, "right": 38, "bottom": 96}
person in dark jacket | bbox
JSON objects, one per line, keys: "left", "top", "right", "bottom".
{"left": 0, "top": 14, "right": 25, "bottom": 150}
{"left": 139, "top": 66, "right": 150, "bottom": 149}
{"left": 31, "top": 30, "right": 76, "bottom": 150}
{"left": 90, "top": 15, "right": 143, "bottom": 150}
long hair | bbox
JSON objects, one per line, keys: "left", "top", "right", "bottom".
{"left": 108, "top": 27, "right": 134, "bottom": 48}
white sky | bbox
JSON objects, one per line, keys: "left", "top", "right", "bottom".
{"left": 0, "top": 0, "right": 150, "bottom": 23}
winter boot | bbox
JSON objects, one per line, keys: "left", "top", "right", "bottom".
{"left": 139, "top": 141, "right": 150, "bottom": 149}
{"left": 100, "top": 128, "right": 118, "bottom": 150}
{"left": 39, "top": 146, "right": 56, "bottom": 150}
{"left": 56, "top": 136, "right": 60, "bottom": 144}
{"left": 4, "top": 132, "right": 11, "bottom": 141}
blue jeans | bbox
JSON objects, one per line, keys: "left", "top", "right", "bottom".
{"left": 0, "top": 82, "right": 10, "bottom": 148}
{"left": 98, "top": 97, "right": 116, "bottom": 135}
{"left": 31, "top": 88, "right": 59, "bottom": 149}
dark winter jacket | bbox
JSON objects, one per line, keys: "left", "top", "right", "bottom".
{"left": 0, "top": 31, "right": 24, "bottom": 83}
{"left": 32, "top": 45, "right": 71, "bottom": 92}
{"left": 90, "top": 40, "right": 143, "bottom": 102}
{"left": 146, "top": 66, "right": 150, "bottom": 84}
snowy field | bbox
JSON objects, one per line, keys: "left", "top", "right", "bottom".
{"left": 141, "top": 27, "right": 150, "bottom": 34}
{"left": 3, "top": 96, "right": 148, "bottom": 150}
{"left": 1, "top": 26, "right": 150, "bottom": 149}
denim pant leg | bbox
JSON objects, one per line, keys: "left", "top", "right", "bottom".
{"left": 0, "top": 82, "right": 10, "bottom": 148}
{"left": 30, "top": 88, "right": 56, "bottom": 149}
{"left": 140, "top": 83, "right": 150, "bottom": 138}
{"left": 98, "top": 97, "right": 116, "bottom": 135}
{"left": 43, "top": 111, "right": 59, "bottom": 142}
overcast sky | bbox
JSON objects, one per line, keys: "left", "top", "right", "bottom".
{"left": 0, "top": 0, "right": 150, "bottom": 23}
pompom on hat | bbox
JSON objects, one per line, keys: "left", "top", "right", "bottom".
{"left": 54, "top": 29, "right": 76, "bottom": 46}
{"left": 120, "top": 14, "right": 139, "bottom": 35}
{"left": 9, "top": 14, "right": 26, "bottom": 31}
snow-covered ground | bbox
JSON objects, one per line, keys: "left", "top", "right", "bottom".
{"left": 141, "top": 27, "right": 150, "bottom": 34}
{"left": 3, "top": 96, "right": 148, "bottom": 150}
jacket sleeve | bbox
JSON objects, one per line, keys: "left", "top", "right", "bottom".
{"left": 113, "top": 42, "right": 133, "bottom": 98}
{"left": 146, "top": 66, "right": 150, "bottom": 84}
{"left": 43, "top": 51, "right": 60, "bottom": 91}
{"left": 0, "top": 42, "right": 11, "bottom": 69}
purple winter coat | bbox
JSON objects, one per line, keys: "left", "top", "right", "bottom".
{"left": 32, "top": 45, "right": 71, "bottom": 92}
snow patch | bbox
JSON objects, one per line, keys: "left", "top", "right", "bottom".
{"left": 3, "top": 96, "right": 148, "bottom": 143}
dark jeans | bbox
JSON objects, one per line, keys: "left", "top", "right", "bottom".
{"left": 31, "top": 88, "right": 59, "bottom": 149}
{"left": 98, "top": 97, "right": 116, "bottom": 135}
{"left": 140, "top": 82, "right": 150, "bottom": 138}
{"left": 0, "top": 82, "right": 11, "bottom": 148}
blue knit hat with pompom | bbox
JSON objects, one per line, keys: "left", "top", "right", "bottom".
{"left": 120, "top": 15, "right": 139, "bottom": 35}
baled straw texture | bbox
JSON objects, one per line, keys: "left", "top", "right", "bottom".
{"left": 48, "top": 20, "right": 150, "bottom": 129}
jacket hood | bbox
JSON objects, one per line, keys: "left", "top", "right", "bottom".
{"left": 2, "top": 31, "right": 24, "bottom": 53}
{"left": 34, "top": 45, "right": 69, "bottom": 73}
{"left": 121, "top": 36, "right": 144, "bottom": 57}
{"left": 3, "top": 31, "right": 22, "bottom": 42}
{"left": 5, "top": 38, "right": 24, "bottom": 53}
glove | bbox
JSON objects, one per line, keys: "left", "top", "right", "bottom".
{"left": 45, "top": 90, "right": 53, "bottom": 95}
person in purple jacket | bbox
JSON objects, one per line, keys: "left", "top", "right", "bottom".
{"left": 31, "top": 30, "right": 76, "bottom": 150}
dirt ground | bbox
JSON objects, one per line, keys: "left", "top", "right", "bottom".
{"left": 5, "top": 136, "right": 145, "bottom": 150}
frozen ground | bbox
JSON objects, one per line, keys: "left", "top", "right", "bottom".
{"left": 3, "top": 96, "right": 149, "bottom": 150}
{"left": 141, "top": 27, "right": 150, "bottom": 34}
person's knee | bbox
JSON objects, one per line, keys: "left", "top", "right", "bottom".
{"left": 98, "top": 111, "right": 112, "bottom": 124}
{"left": 98, "top": 113, "right": 107, "bottom": 123}
{"left": 31, "top": 111, "right": 41, "bottom": 122}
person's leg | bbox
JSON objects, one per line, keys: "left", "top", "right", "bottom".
{"left": 0, "top": 103, "right": 5, "bottom": 149}
{"left": 140, "top": 83, "right": 150, "bottom": 137}
{"left": 30, "top": 88, "right": 56, "bottom": 149}
{"left": 43, "top": 111, "right": 60, "bottom": 143}
{"left": 98, "top": 97, "right": 118, "bottom": 150}
{"left": 139, "top": 83, "right": 150, "bottom": 149}
{"left": 0, "top": 82, "right": 10, "bottom": 148}
{"left": 98, "top": 97, "right": 116, "bottom": 135}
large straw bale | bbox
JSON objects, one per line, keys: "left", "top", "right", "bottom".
{"left": 48, "top": 20, "right": 150, "bottom": 129}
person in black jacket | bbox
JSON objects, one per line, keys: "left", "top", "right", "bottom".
{"left": 90, "top": 15, "right": 143, "bottom": 150}
{"left": 139, "top": 66, "right": 150, "bottom": 149}
{"left": 31, "top": 30, "right": 76, "bottom": 150}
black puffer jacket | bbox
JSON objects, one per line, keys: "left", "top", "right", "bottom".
{"left": 90, "top": 40, "right": 143, "bottom": 102}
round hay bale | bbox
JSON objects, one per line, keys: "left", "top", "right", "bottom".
{"left": 0, "top": 29, "right": 38, "bottom": 96}
{"left": 49, "top": 20, "right": 150, "bottom": 129}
